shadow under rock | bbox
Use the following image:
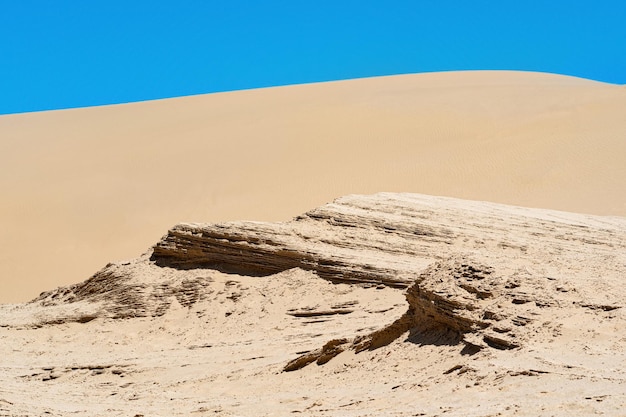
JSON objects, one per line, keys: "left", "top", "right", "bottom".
{"left": 404, "top": 325, "right": 462, "bottom": 347}
{"left": 151, "top": 255, "right": 280, "bottom": 278}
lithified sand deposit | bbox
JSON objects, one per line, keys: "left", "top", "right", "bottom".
{"left": 1, "top": 193, "right": 626, "bottom": 416}
{"left": 1, "top": 71, "right": 625, "bottom": 415}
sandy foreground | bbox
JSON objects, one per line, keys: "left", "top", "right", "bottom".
{"left": 1, "top": 70, "right": 625, "bottom": 303}
{"left": 1, "top": 192, "right": 625, "bottom": 416}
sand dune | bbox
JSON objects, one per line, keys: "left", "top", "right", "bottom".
{"left": 1, "top": 70, "right": 625, "bottom": 302}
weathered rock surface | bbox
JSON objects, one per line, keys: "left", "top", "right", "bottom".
{"left": 152, "top": 193, "right": 625, "bottom": 289}
{"left": 17, "top": 193, "right": 626, "bottom": 332}
{"left": 2, "top": 193, "right": 626, "bottom": 416}
{"left": 285, "top": 256, "right": 545, "bottom": 370}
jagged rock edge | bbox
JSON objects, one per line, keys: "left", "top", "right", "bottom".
{"left": 284, "top": 257, "right": 524, "bottom": 372}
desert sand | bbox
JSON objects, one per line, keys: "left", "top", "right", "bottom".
{"left": 1, "top": 70, "right": 625, "bottom": 303}
{"left": 1, "top": 193, "right": 625, "bottom": 416}
{"left": 1, "top": 71, "right": 626, "bottom": 416}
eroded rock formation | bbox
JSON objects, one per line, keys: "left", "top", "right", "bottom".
{"left": 3, "top": 193, "right": 626, "bottom": 416}
{"left": 18, "top": 193, "right": 626, "bottom": 349}
{"left": 284, "top": 257, "right": 544, "bottom": 370}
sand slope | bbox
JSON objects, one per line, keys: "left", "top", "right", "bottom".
{"left": 1, "top": 71, "right": 625, "bottom": 302}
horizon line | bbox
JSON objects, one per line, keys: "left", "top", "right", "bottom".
{"left": 1, "top": 69, "right": 620, "bottom": 117}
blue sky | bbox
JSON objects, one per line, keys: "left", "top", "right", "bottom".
{"left": 1, "top": 1, "right": 625, "bottom": 115}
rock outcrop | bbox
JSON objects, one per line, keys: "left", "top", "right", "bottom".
{"left": 16, "top": 192, "right": 624, "bottom": 374}
{"left": 17, "top": 193, "right": 626, "bottom": 339}
{"left": 150, "top": 196, "right": 459, "bottom": 288}
{"left": 3, "top": 193, "right": 626, "bottom": 416}
{"left": 284, "top": 256, "right": 542, "bottom": 370}
{"left": 151, "top": 193, "right": 625, "bottom": 291}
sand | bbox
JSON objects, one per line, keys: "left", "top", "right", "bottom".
{"left": 2, "top": 70, "right": 626, "bottom": 415}
{"left": 0, "top": 70, "right": 625, "bottom": 302}
{"left": 1, "top": 192, "right": 625, "bottom": 416}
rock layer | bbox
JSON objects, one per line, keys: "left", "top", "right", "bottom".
{"left": 152, "top": 193, "right": 626, "bottom": 370}
{"left": 152, "top": 193, "right": 625, "bottom": 291}
{"left": 23, "top": 192, "right": 626, "bottom": 328}
{"left": 2, "top": 193, "right": 626, "bottom": 416}
{"left": 285, "top": 256, "right": 542, "bottom": 370}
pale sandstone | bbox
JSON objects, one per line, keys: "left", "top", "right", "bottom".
{"left": 1, "top": 193, "right": 625, "bottom": 416}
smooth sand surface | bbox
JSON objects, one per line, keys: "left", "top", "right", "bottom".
{"left": 1, "top": 70, "right": 625, "bottom": 302}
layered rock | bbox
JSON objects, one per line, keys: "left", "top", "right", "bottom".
{"left": 150, "top": 196, "right": 460, "bottom": 288}
{"left": 151, "top": 193, "right": 625, "bottom": 292}
{"left": 284, "top": 256, "right": 540, "bottom": 370}
{"left": 19, "top": 193, "right": 626, "bottom": 343}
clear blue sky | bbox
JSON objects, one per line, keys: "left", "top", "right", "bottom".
{"left": 1, "top": 1, "right": 625, "bottom": 115}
